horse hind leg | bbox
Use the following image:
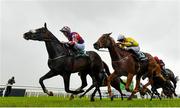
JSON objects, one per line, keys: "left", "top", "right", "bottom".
{"left": 79, "top": 84, "right": 95, "bottom": 98}
{"left": 39, "top": 70, "right": 58, "bottom": 96}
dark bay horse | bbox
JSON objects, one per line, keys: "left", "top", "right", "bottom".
{"left": 163, "top": 68, "right": 179, "bottom": 95}
{"left": 149, "top": 68, "right": 178, "bottom": 99}
{"left": 142, "top": 68, "right": 178, "bottom": 100}
{"left": 23, "top": 23, "right": 104, "bottom": 97}
{"left": 93, "top": 33, "right": 166, "bottom": 100}
{"left": 79, "top": 61, "right": 126, "bottom": 101}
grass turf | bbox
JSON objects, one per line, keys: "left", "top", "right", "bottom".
{"left": 0, "top": 96, "right": 180, "bottom": 107}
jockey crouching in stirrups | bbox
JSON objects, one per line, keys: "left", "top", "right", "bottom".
{"left": 116, "top": 33, "right": 147, "bottom": 61}
{"left": 154, "top": 56, "right": 168, "bottom": 77}
{"left": 60, "top": 26, "right": 86, "bottom": 56}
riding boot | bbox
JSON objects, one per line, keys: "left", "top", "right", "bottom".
{"left": 130, "top": 50, "right": 145, "bottom": 61}
{"left": 162, "top": 68, "right": 168, "bottom": 77}
{"left": 77, "top": 50, "right": 88, "bottom": 56}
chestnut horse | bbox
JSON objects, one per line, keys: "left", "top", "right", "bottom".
{"left": 93, "top": 33, "right": 166, "bottom": 100}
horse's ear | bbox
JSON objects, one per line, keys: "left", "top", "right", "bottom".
{"left": 44, "top": 23, "right": 47, "bottom": 29}
{"left": 107, "top": 32, "right": 112, "bottom": 36}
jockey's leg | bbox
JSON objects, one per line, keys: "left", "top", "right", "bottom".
{"left": 74, "top": 43, "right": 86, "bottom": 55}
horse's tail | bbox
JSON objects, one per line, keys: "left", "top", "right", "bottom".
{"left": 102, "top": 61, "right": 111, "bottom": 76}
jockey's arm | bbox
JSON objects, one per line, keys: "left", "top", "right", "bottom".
{"left": 121, "top": 42, "right": 133, "bottom": 46}
{"left": 68, "top": 34, "right": 78, "bottom": 45}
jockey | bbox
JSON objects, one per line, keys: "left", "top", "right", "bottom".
{"left": 154, "top": 56, "right": 168, "bottom": 76}
{"left": 117, "top": 34, "right": 147, "bottom": 61}
{"left": 60, "top": 26, "right": 86, "bottom": 56}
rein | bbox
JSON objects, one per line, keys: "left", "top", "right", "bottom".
{"left": 112, "top": 54, "right": 132, "bottom": 63}
{"left": 97, "top": 49, "right": 109, "bottom": 52}
{"left": 48, "top": 55, "right": 66, "bottom": 60}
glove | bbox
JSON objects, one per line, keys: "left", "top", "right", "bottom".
{"left": 123, "top": 46, "right": 128, "bottom": 50}
{"left": 68, "top": 41, "right": 75, "bottom": 45}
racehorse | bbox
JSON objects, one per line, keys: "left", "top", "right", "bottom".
{"left": 79, "top": 61, "right": 126, "bottom": 101}
{"left": 149, "top": 68, "right": 178, "bottom": 100}
{"left": 163, "top": 68, "right": 179, "bottom": 96}
{"left": 93, "top": 33, "right": 166, "bottom": 100}
{"left": 142, "top": 68, "right": 178, "bottom": 100}
{"left": 23, "top": 23, "right": 105, "bottom": 97}
{"left": 138, "top": 83, "right": 152, "bottom": 99}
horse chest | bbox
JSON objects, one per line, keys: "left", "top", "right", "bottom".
{"left": 48, "top": 59, "right": 65, "bottom": 70}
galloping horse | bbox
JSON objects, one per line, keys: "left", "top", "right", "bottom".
{"left": 93, "top": 33, "right": 166, "bottom": 100}
{"left": 79, "top": 61, "right": 126, "bottom": 101}
{"left": 23, "top": 23, "right": 105, "bottom": 97}
{"left": 163, "top": 68, "right": 179, "bottom": 96}
{"left": 149, "top": 68, "right": 178, "bottom": 100}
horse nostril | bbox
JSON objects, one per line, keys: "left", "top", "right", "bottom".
{"left": 93, "top": 43, "right": 99, "bottom": 50}
{"left": 23, "top": 34, "right": 29, "bottom": 40}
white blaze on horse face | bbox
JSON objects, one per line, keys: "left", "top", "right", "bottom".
{"left": 30, "top": 29, "right": 36, "bottom": 33}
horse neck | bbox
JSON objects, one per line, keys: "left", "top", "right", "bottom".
{"left": 108, "top": 44, "right": 123, "bottom": 61}
{"left": 45, "top": 33, "right": 65, "bottom": 59}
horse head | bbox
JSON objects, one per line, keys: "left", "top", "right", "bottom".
{"left": 23, "top": 23, "right": 54, "bottom": 41}
{"left": 93, "top": 32, "right": 116, "bottom": 50}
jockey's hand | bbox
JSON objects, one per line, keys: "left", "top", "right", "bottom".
{"left": 68, "top": 41, "right": 75, "bottom": 45}
{"left": 123, "top": 46, "right": 128, "bottom": 50}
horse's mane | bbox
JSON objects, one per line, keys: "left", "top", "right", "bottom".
{"left": 46, "top": 29, "right": 64, "bottom": 45}
{"left": 109, "top": 36, "right": 132, "bottom": 57}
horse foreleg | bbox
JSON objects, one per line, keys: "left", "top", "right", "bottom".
{"left": 97, "top": 86, "right": 102, "bottom": 100}
{"left": 125, "top": 73, "right": 134, "bottom": 92}
{"left": 107, "top": 72, "right": 117, "bottom": 101}
{"left": 90, "top": 88, "right": 98, "bottom": 102}
{"left": 111, "top": 78, "right": 125, "bottom": 100}
{"left": 142, "top": 79, "right": 152, "bottom": 93}
{"left": 128, "top": 75, "right": 140, "bottom": 100}
{"left": 77, "top": 72, "right": 88, "bottom": 91}
{"left": 63, "top": 74, "right": 84, "bottom": 95}
{"left": 39, "top": 70, "right": 58, "bottom": 96}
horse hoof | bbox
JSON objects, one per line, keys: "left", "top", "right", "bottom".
{"left": 127, "top": 97, "right": 132, "bottom": 100}
{"left": 111, "top": 96, "right": 114, "bottom": 101}
{"left": 48, "top": 91, "right": 54, "bottom": 96}
{"left": 79, "top": 95, "right": 83, "bottom": 98}
{"left": 69, "top": 95, "right": 74, "bottom": 100}
{"left": 122, "top": 94, "right": 126, "bottom": 96}
{"left": 90, "top": 98, "right": 95, "bottom": 102}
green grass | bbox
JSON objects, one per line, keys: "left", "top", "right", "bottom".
{"left": 0, "top": 96, "right": 180, "bottom": 107}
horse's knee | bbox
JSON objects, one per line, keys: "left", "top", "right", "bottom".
{"left": 39, "top": 77, "right": 44, "bottom": 84}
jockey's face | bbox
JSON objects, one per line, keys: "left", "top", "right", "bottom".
{"left": 62, "top": 31, "right": 69, "bottom": 37}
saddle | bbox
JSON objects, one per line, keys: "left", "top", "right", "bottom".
{"left": 64, "top": 43, "right": 88, "bottom": 57}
